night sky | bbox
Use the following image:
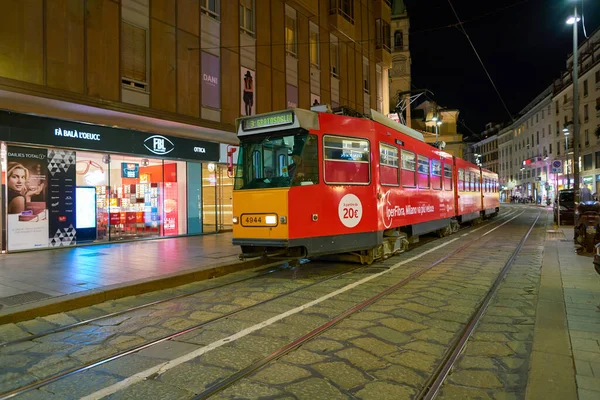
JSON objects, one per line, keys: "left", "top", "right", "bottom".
{"left": 404, "top": 0, "right": 600, "bottom": 137}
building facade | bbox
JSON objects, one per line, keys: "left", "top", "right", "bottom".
{"left": 491, "top": 28, "right": 600, "bottom": 203}
{"left": 388, "top": 0, "right": 411, "bottom": 121}
{"left": 0, "top": 0, "right": 393, "bottom": 252}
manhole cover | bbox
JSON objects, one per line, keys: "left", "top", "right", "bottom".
{"left": 0, "top": 291, "right": 53, "bottom": 306}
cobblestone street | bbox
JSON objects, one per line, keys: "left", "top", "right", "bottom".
{"left": 1, "top": 206, "right": 598, "bottom": 399}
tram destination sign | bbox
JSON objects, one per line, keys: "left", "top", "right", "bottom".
{"left": 241, "top": 111, "right": 295, "bottom": 132}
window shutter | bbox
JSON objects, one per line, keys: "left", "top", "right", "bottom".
{"left": 121, "top": 22, "right": 147, "bottom": 84}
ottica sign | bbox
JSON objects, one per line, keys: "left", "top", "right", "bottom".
{"left": 241, "top": 111, "right": 294, "bottom": 131}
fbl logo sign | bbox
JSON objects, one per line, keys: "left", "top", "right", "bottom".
{"left": 144, "top": 135, "right": 175, "bottom": 155}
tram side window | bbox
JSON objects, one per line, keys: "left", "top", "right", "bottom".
{"left": 401, "top": 150, "right": 416, "bottom": 187}
{"left": 417, "top": 155, "right": 430, "bottom": 189}
{"left": 323, "top": 135, "right": 370, "bottom": 184}
{"left": 467, "top": 171, "right": 473, "bottom": 192}
{"left": 431, "top": 159, "right": 442, "bottom": 190}
{"left": 443, "top": 163, "right": 452, "bottom": 191}
{"left": 458, "top": 168, "right": 465, "bottom": 191}
{"left": 380, "top": 143, "right": 399, "bottom": 186}
{"left": 475, "top": 172, "right": 480, "bottom": 192}
{"left": 483, "top": 177, "right": 487, "bottom": 193}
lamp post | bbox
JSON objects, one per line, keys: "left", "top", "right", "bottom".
{"left": 436, "top": 120, "right": 442, "bottom": 144}
{"left": 567, "top": 4, "right": 580, "bottom": 201}
{"left": 563, "top": 125, "right": 570, "bottom": 189}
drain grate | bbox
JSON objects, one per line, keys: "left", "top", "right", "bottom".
{"left": 546, "top": 230, "right": 566, "bottom": 241}
{"left": 0, "top": 291, "right": 53, "bottom": 306}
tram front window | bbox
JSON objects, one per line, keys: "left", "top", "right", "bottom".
{"left": 234, "top": 132, "right": 318, "bottom": 190}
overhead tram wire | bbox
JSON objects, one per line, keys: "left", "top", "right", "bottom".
{"left": 188, "top": 0, "right": 533, "bottom": 52}
{"left": 446, "top": 0, "right": 515, "bottom": 123}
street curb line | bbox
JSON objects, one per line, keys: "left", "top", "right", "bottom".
{"left": 0, "top": 257, "right": 272, "bottom": 325}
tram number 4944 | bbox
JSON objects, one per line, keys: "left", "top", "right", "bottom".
{"left": 246, "top": 216, "right": 262, "bottom": 224}
{"left": 343, "top": 208, "right": 360, "bottom": 219}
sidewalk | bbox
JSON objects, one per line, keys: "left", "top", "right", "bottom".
{"left": 528, "top": 225, "right": 600, "bottom": 399}
{"left": 0, "top": 233, "right": 269, "bottom": 324}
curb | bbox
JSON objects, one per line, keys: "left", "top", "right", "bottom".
{"left": 0, "top": 257, "right": 274, "bottom": 325}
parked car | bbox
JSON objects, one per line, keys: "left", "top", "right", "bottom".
{"left": 554, "top": 189, "right": 575, "bottom": 225}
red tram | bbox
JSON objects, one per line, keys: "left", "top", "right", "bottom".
{"left": 232, "top": 107, "right": 499, "bottom": 264}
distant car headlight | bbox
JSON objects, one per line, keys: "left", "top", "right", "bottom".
{"left": 265, "top": 215, "right": 277, "bottom": 225}
{"left": 232, "top": 216, "right": 239, "bottom": 224}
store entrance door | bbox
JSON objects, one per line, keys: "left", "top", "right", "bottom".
{"left": 216, "top": 164, "right": 233, "bottom": 231}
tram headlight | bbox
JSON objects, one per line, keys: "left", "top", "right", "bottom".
{"left": 280, "top": 216, "right": 287, "bottom": 224}
{"left": 266, "top": 215, "right": 277, "bottom": 225}
{"left": 232, "top": 216, "right": 239, "bottom": 224}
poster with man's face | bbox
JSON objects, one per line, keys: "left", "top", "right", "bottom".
{"left": 6, "top": 146, "right": 49, "bottom": 250}
{"left": 241, "top": 68, "right": 256, "bottom": 116}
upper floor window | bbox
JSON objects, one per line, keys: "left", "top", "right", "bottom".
{"left": 329, "top": 0, "right": 354, "bottom": 24}
{"left": 583, "top": 79, "right": 588, "bottom": 97}
{"left": 394, "top": 30, "right": 403, "bottom": 50}
{"left": 285, "top": 7, "right": 297, "bottom": 57}
{"left": 310, "top": 23, "right": 319, "bottom": 67}
{"left": 330, "top": 35, "right": 339, "bottom": 77}
{"left": 555, "top": 100, "right": 559, "bottom": 115}
{"left": 376, "top": 19, "right": 391, "bottom": 51}
{"left": 240, "top": 0, "right": 254, "bottom": 37}
{"left": 121, "top": 21, "right": 148, "bottom": 92}
{"left": 363, "top": 57, "right": 370, "bottom": 93}
{"left": 201, "top": 0, "right": 220, "bottom": 20}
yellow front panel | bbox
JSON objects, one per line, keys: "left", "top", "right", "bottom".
{"left": 232, "top": 188, "right": 289, "bottom": 239}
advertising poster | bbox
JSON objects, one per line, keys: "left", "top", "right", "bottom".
{"left": 241, "top": 68, "right": 255, "bottom": 116}
{"left": 286, "top": 84, "right": 298, "bottom": 109}
{"left": 201, "top": 52, "right": 221, "bottom": 109}
{"left": 48, "top": 149, "right": 77, "bottom": 246}
{"left": 6, "top": 146, "right": 49, "bottom": 251}
{"left": 164, "top": 182, "right": 178, "bottom": 236}
{"left": 311, "top": 93, "right": 321, "bottom": 107}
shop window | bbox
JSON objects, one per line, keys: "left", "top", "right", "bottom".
{"left": 417, "top": 155, "right": 430, "bottom": 189}
{"left": 380, "top": 143, "right": 399, "bottom": 186}
{"left": 201, "top": 0, "right": 220, "bottom": 20}
{"left": 401, "top": 150, "right": 416, "bottom": 187}
{"left": 431, "top": 159, "right": 442, "bottom": 190}
{"left": 187, "top": 162, "right": 203, "bottom": 234}
{"left": 458, "top": 168, "right": 465, "bottom": 191}
{"left": 323, "top": 135, "right": 370, "bottom": 184}
{"left": 443, "top": 163, "right": 453, "bottom": 191}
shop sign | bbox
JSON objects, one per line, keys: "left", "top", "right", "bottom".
{"left": 0, "top": 111, "right": 220, "bottom": 162}
{"left": 144, "top": 135, "right": 175, "bottom": 156}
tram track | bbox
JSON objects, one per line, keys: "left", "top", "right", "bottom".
{"left": 189, "top": 209, "right": 533, "bottom": 399}
{"left": 0, "top": 208, "right": 520, "bottom": 400}
{"left": 1, "top": 207, "right": 517, "bottom": 350}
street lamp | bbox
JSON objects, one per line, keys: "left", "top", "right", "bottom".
{"left": 566, "top": 2, "right": 580, "bottom": 201}
{"left": 563, "top": 125, "right": 571, "bottom": 189}
{"left": 435, "top": 120, "right": 442, "bottom": 143}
